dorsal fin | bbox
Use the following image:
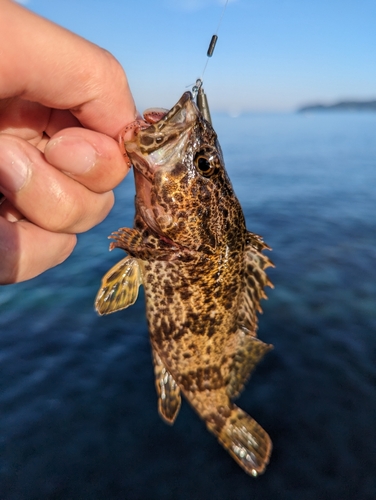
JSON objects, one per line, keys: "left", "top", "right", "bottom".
{"left": 227, "top": 335, "right": 273, "bottom": 399}
{"left": 226, "top": 232, "right": 274, "bottom": 399}
{"left": 237, "top": 231, "right": 274, "bottom": 336}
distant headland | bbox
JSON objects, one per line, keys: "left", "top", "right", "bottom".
{"left": 298, "top": 100, "right": 376, "bottom": 113}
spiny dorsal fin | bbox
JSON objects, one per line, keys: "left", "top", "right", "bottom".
{"left": 237, "top": 231, "right": 274, "bottom": 336}
{"left": 95, "top": 256, "right": 143, "bottom": 315}
{"left": 226, "top": 232, "right": 274, "bottom": 399}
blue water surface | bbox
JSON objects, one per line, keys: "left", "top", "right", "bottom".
{"left": 1, "top": 111, "right": 375, "bottom": 500}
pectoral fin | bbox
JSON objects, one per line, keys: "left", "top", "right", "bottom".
{"left": 152, "top": 349, "right": 181, "bottom": 425}
{"left": 95, "top": 256, "right": 143, "bottom": 315}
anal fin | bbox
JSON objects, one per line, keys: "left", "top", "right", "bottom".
{"left": 152, "top": 350, "right": 181, "bottom": 425}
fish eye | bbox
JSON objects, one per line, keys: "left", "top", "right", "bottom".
{"left": 194, "top": 153, "right": 216, "bottom": 177}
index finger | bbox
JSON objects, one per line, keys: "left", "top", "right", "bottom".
{"left": 0, "top": 0, "right": 137, "bottom": 138}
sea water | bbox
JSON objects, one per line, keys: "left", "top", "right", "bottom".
{"left": 0, "top": 112, "right": 375, "bottom": 500}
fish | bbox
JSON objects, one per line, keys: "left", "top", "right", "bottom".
{"left": 95, "top": 92, "right": 274, "bottom": 476}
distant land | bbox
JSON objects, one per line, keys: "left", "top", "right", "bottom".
{"left": 298, "top": 100, "right": 376, "bottom": 113}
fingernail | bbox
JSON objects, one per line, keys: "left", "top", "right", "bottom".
{"left": 0, "top": 139, "right": 30, "bottom": 192}
{"left": 45, "top": 136, "right": 97, "bottom": 175}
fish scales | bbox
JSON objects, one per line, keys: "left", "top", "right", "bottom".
{"left": 95, "top": 92, "right": 274, "bottom": 476}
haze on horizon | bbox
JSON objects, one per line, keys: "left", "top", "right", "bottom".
{"left": 19, "top": 0, "right": 376, "bottom": 113}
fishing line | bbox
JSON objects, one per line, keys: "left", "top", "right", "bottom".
{"left": 192, "top": 0, "right": 230, "bottom": 124}
{"left": 200, "top": 0, "right": 229, "bottom": 82}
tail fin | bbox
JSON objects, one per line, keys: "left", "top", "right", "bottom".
{"left": 208, "top": 405, "right": 272, "bottom": 477}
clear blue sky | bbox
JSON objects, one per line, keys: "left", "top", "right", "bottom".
{"left": 17, "top": 0, "right": 376, "bottom": 113}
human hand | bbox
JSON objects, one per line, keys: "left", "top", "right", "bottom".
{"left": 0, "top": 0, "right": 137, "bottom": 284}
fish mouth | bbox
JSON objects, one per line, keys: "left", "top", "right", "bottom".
{"left": 125, "top": 92, "right": 199, "bottom": 237}
{"left": 125, "top": 92, "right": 198, "bottom": 169}
{"left": 141, "top": 91, "right": 193, "bottom": 128}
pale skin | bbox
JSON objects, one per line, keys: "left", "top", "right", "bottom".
{"left": 0, "top": 0, "right": 137, "bottom": 284}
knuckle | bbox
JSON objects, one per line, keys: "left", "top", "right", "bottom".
{"left": 45, "top": 190, "right": 114, "bottom": 233}
{"left": 43, "top": 189, "right": 81, "bottom": 232}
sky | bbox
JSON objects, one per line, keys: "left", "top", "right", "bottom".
{"left": 16, "top": 0, "right": 376, "bottom": 113}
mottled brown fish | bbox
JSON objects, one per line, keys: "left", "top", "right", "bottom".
{"left": 95, "top": 92, "right": 274, "bottom": 476}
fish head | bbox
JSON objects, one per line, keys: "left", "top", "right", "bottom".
{"left": 124, "top": 92, "right": 244, "bottom": 253}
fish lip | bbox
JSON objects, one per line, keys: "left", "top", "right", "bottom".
{"left": 130, "top": 91, "right": 196, "bottom": 146}
{"left": 155, "top": 91, "right": 192, "bottom": 126}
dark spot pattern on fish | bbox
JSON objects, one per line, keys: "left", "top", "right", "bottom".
{"left": 178, "top": 365, "right": 225, "bottom": 392}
